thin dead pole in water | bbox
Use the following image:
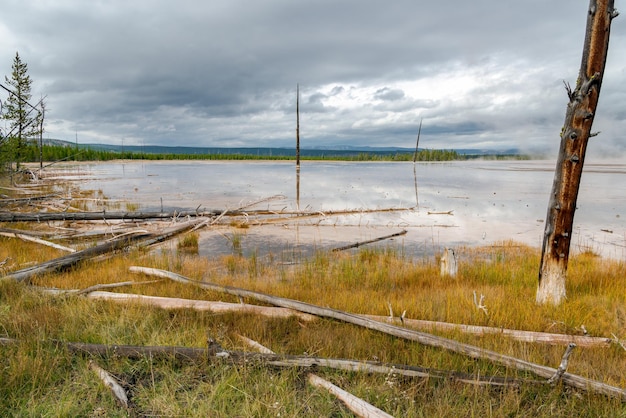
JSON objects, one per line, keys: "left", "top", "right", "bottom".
{"left": 413, "top": 118, "right": 422, "bottom": 163}
{"left": 413, "top": 118, "right": 422, "bottom": 209}
{"left": 296, "top": 83, "right": 301, "bottom": 211}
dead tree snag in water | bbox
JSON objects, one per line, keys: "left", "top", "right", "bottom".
{"left": 538, "top": 0, "right": 618, "bottom": 305}
{"left": 296, "top": 83, "right": 301, "bottom": 210}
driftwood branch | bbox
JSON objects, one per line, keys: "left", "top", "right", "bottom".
{"left": 332, "top": 230, "right": 407, "bottom": 252}
{"left": 240, "top": 333, "right": 393, "bottom": 417}
{"left": 308, "top": 374, "right": 394, "bottom": 418}
{"left": 547, "top": 343, "right": 577, "bottom": 385}
{"left": 36, "top": 280, "right": 161, "bottom": 296}
{"left": 88, "top": 360, "right": 129, "bottom": 408}
{"left": 130, "top": 266, "right": 626, "bottom": 401}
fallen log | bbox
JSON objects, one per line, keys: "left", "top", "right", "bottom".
{"left": 58, "top": 340, "right": 525, "bottom": 386}
{"left": 36, "top": 280, "right": 161, "bottom": 296}
{"left": 0, "top": 210, "right": 216, "bottom": 222}
{"left": 84, "top": 291, "right": 317, "bottom": 322}
{"left": 0, "top": 227, "right": 51, "bottom": 237}
{"left": 2, "top": 219, "right": 204, "bottom": 283}
{"left": 364, "top": 315, "right": 613, "bottom": 347}
{"left": 308, "top": 374, "right": 394, "bottom": 418}
{"left": 0, "top": 231, "right": 76, "bottom": 253}
{"left": 2, "top": 233, "right": 152, "bottom": 283}
{"left": 238, "top": 334, "right": 394, "bottom": 418}
{"left": 0, "top": 193, "right": 61, "bottom": 205}
{"left": 332, "top": 230, "right": 407, "bottom": 252}
{"left": 130, "top": 266, "right": 626, "bottom": 401}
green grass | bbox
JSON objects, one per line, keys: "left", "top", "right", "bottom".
{"left": 1, "top": 228, "right": 626, "bottom": 416}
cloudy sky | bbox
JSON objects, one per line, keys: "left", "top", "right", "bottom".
{"left": 1, "top": 1, "right": 624, "bottom": 155}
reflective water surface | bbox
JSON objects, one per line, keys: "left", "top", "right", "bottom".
{"left": 61, "top": 159, "right": 626, "bottom": 260}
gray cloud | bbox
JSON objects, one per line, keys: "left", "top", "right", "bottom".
{"left": 1, "top": 0, "right": 624, "bottom": 155}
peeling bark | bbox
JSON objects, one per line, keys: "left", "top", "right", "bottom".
{"left": 538, "top": 0, "right": 617, "bottom": 305}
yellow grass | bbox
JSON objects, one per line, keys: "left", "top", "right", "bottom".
{"left": 1, "top": 223, "right": 626, "bottom": 416}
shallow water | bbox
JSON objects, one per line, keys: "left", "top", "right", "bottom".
{"left": 60, "top": 159, "right": 626, "bottom": 260}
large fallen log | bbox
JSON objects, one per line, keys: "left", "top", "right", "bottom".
{"left": 55, "top": 339, "right": 526, "bottom": 386}
{"left": 0, "top": 210, "right": 216, "bottom": 222}
{"left": 83, "top": 291, "right": 317, "bottom": 322}
{"left": 0, "top": 204, "right": 417, "bottom": 226}
{"left": 364, "top": 315, "right": 613, "bottom": 347}
{"left": 130, "top": 266, "right": 626, "bottom": 401}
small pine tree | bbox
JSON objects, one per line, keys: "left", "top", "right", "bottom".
{"left": 1, "top": 52, "right": 42, "bottom": 169}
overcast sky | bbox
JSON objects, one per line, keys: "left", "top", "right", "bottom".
{"left": 1, "top": 1, "right": 624, "bottom": 155}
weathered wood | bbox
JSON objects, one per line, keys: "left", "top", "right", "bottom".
{"left": 0, "top": 193, "right": 60, "bottom": 205}
{"left": 538, "top": 0, "right": 618, "bottom": 305}
{"left": 0, "top": 231, "right": 76, "bottom": 253}
{"left": 131, "top": 266, "right": 626, "bottom": 401}
{"left": 1, "top": 220, "right": 203, "bottom": 283}
{"left": 237, "top": 334, "right": 276, "bottom": 354}
{"left": 0, "top": 210, "right": 216, "bottom": 222}
{"left": 308, "top": 374, "right": 394, "bottom": 418}
{"left": 296, "top": 83, "right": 301, "bottom": 210}
{"left": 239, "top": 333, "right": 394, "bottom": 417}
{"left": 2, "top": 233, "right": 152, "bottom": 283}
{"left": 364, "top": 315, "right": 613, "bottom": 347}
{"left": 89, "top": 360, "right": 129, "bottom": 408}
{"left": 84, "top": 291, "right": 317, "bottom": 321}
{"left": 59, "top": 340, "right": 525, "bottom": 386}
{"left": 332, "top": 230, "right": 407, "bottom": 252}
{"left": 547, "top": 343, "right": 577, "bottom": 385}
{"left": 439, "top": 247, "right": 458, "bottom": 277}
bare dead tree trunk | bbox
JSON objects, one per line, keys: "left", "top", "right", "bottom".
{"left": 538, "top": 0, "right": 618, "bottom": 305}
{"left": 296, "top": 83, "right": 301, "bottom": 210}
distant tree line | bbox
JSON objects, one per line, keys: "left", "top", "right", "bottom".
{"left": 18, "top": 143, "right": 476, "bottom": 162}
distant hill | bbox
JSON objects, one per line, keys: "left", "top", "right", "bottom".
{"left": 41, "top": 139, "right": 521, "bottom": 157}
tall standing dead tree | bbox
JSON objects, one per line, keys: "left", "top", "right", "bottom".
{"left": 538, "top": 0, "right": 619, "bottom": 305}
{"left": 296, "top": 83, "right": 301, "bottom": 210}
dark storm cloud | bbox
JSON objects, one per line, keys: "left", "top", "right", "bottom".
{"left": 0, "top": 0, "right": 624, "bottom": 154}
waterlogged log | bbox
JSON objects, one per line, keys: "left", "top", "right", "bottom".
{"left": 85, "top": 291, "right": 317, "bottom": 321}
{"left": 332, "top": 230, "right": 407, "bottom": 252}
{"left": 0, "top": 210, "right": 216, "bottom": 222}
{"left": 131, "top": 266, "right": 626, "bottom": 401}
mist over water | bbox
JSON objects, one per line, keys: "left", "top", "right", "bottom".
{"left": 67, "top": 159, "right": 626, "bottom": 260}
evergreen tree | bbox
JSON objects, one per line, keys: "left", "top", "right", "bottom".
{"left": 1, "top": 52, "right": 42, "bottom": 169}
